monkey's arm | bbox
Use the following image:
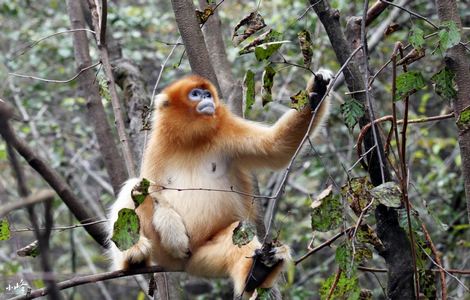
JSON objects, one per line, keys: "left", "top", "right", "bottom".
{"left": 226, "top": 73, "right": 331, "bottom": 169}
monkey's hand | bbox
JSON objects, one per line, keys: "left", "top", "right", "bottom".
{"left": 308, "top": 69, "right": 332, "bottom": 111}
{"left": 244, "top": 242, "right": 291, "bottom": 293}
{"left": 152, "top": 205, "right": 191, "bottom": 259}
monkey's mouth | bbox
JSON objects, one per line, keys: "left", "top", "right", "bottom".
{"left": 196, "top": 100, "right": 216, "bottom": 115}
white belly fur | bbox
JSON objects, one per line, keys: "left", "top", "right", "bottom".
{"left": 155, "top": 155, "right": 247, "bottom": 240}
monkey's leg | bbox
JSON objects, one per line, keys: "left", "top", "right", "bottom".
{"left": 186, "top": 222, "right": 290, "bottom": 298}
{"left": 108, "top": 178, "right": 152, "bottom": 270}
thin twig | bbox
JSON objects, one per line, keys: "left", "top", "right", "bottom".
{"left": 0, "top": 189, "right": 55, "bottom": 218}
{"left": 11, "top": 219, "right": 108, "bottom": 233}
{"left": 8, "top": 62, "right": 101, "bottom": 83}
{"left": 9, "top": 266, "right": 168, "bottom": 300}
{"left": 421, "top": 223, "right": 447, "bottom": 299}
{"left": 295, "top": 227, "right": 354, "bottom": 265}
{"left": 9, "top": 29, "right": 95, "bottom": 59}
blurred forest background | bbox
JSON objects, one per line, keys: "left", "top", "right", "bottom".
{"left": 0, "top": 0, "right": 469, "bottom": 299}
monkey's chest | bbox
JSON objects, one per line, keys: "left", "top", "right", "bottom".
{"left": 159, "top": 156, "right": 247, "bottom": 237}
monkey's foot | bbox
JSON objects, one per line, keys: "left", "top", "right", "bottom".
{"left": 244, "top": 242, "right": 291, "bottom": 293}
{"left": 110, "top": 236, "right": 152, "bottom": 270}
{"left": 153, "top": 205, "right": 191, "bottom": 259}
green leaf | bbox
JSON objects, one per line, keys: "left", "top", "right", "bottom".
{"left": 254, "top": 288, "right": 271, "bottom": 300}
{"left": 311, "top": 185, "right": 342, "bottom": 232}
{"left": 431, "top": 67, "right": 456, "bottom": 100}
{"left": 437, "top": 20, "right": 460, "bottom": 54}
{"left": 319, "top": 271, "right": 360, "bottom": 300}
{"left": 244, "top": 70, "right": 256, "bottom": 114}
{"left": 409, "top": 25, "right": 425, "bottom": 49}
{"left": 111, "top": 208, "right": 140, "bottom": 251}
{"left": 298, "top": 29, "right": 313, "bottom": 67}
{"left": 0, "top": 218, "right": 10, "bottom": 241}
{"left": 254, "top": 40, "right": 288, "bottom": 61}
{"left": 395, "top": 71, "right": 426, "bottom": 100}
{"left": 356, "top": 225, "right": 384, "bottom": 249}
{"left": 340, "top": 99, "right": 364, "bottom": 129}
{"left": 335, "top": 242, "right": 355, "bottom": 277}
{"left": 340, "top": 177, "right": 374, "bottom": 216}
{"left": 261, "top": 65, "right": 276, "bottom": 106}
{"left": 232, "top": 221, "right": 256, "bottom": 247}
{"left": 131, "top": 178, "right": 151, "bottom": 208}
{"left": 290, "top": 90, "right": 309, "bottom": 111}
{"left": 370, "top": 182, "right": 402, "bottom": 208}
{"left": 457, "top": 106, "right": 470, "bottom": 130}
{"left": 98, "top": 76, "right": 111, "bottom": 101}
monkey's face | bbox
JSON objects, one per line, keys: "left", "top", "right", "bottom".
{"left": 154, "top": 76, "right": 222, "bottom": 144}
{"left": 158, "top": 75, "right": 220, "bottom": 120}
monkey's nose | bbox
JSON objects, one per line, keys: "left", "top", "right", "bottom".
{"left": 196, "top": 99, "right": 215, "bottom": 115}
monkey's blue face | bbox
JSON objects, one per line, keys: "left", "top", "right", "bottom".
{"left": 188, "top": 88, "right": 215, "bottom": 116}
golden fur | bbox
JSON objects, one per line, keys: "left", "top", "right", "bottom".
{"left": 108, "top": 73, "right": 330, "bottom": 296}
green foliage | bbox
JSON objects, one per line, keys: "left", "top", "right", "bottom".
{"left": 370, "top": 182, "right": 402, "bottom": 208}
{"left": 431, "top": 67, "right": 456, "bottom": 100}
{"left": 335, "top": 242, "right": 355, "bottom": 277}
{"left": 319, "top": 271, "right": 360, "bottom": 300}
{"left": 244, "top": 70, "right": 255, "bottom": 114}
{"left": 261, "top": 65, "right": 276, "bottom": 106}
{"left": 0, "top": 219, "right": 10, "bottom": 241}
{"left": 437, "top": 20, "right": 460, "bottom": 55}
{"left": 341, "top": 177, "right": 374, "bottom": 216}
{"left": 457, "top": 106, "right": 470, "bottom": 130}
{"left": 111, "top": 208, "right": 140, "bottom": 251}
{"left": 311, "top": 185, "right": 342, "bottom": 232}
{"left": 289, "top": 90, "right": 309, "bottom": 111}
{"left": 395, "top": 71, "right": 426, "bottom": 100}
{"left": 255, "top": 288, "right": 271, "bottom": 300}
{"left": 340, "top": 99, "right": 364, "bottom": 129}
{"left": 409, "top": 25, "right": 425, "bottom": 49}
{"left": 232, "top": 221, "right": 256, "bottom": 247}
{"left": 98, "top": 76, "right": 111, "bottom": 102}
{"left": 131, "top": 178, "right": 150, "bottom": 208}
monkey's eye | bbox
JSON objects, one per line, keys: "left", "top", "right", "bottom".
{"left": 189, "top": 88, "right": 203, "bottom": 101}
{"left": 202, "top": 90, "right": 212, "bottom": 99}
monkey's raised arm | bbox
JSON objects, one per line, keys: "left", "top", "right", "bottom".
{"left": 225, "top": 72, "right": 331, "bottom": 170}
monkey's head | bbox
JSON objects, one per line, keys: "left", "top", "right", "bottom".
{"left": 153, "top": 75, "right": 225, "bottom": 145}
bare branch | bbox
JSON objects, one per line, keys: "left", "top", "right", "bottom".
{"left": 8, "top": 62, "right": 101, "bottom": 83}
{"left": 0, "top": 189, "right": 55, "bottom": 218}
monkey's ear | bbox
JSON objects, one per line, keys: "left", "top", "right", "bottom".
{"left": 154, "top": 93, "right": 170, "bottom": 110}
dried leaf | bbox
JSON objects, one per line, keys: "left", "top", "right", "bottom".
{"left": 195, "top": 7, "right": 214, "bottom": 24}
{"left": 232, "top": 12, "right": 266, "bottom": 46}
{"left": 298, "top": 29, "right": 313, "bottom": 67}
{"left": 239, "top": 29, "right": 280, "bottom": 55}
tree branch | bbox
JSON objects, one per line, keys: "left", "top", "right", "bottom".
{"left": 9, "top": 266, "right": 167, "bottom": 300}
{"left": 171, "top": 0, "right": 221, "bottom": 93}
{"left": 0, "top": 100, "right": 108, "bottom": 247}
{"left": 66, "top": 0, "right": 128, "bottom": 195}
